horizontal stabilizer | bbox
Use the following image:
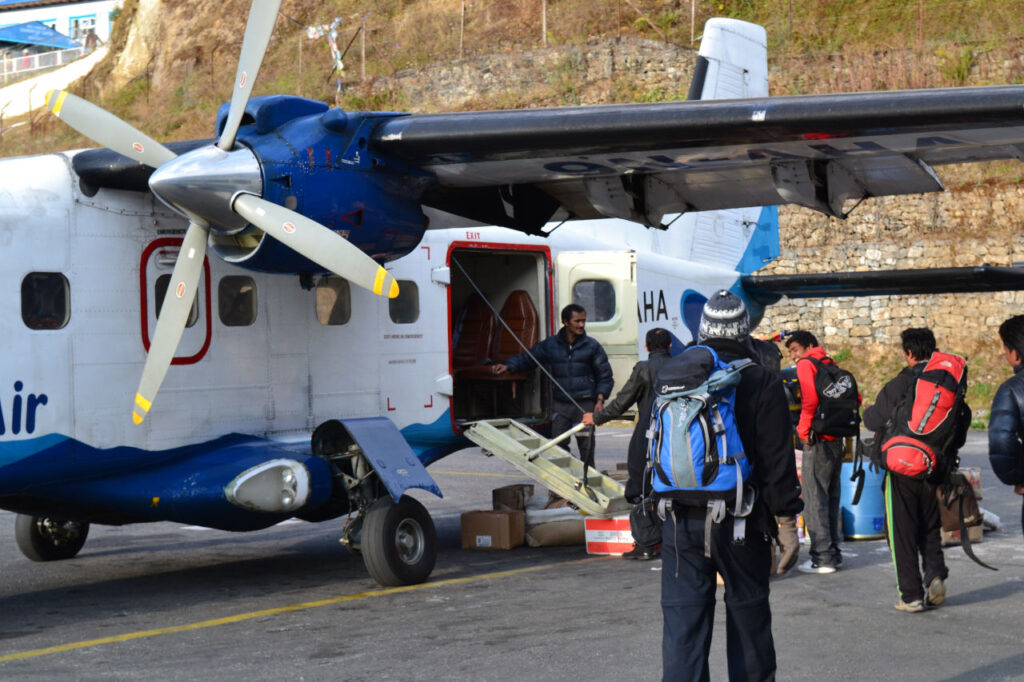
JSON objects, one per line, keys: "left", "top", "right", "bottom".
{"left": 742, "top": 265, "right": 1024, "bottom": 304}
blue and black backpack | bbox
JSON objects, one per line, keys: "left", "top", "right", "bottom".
{"left": 647, "top": 345, "right": 753, "bottom": 514}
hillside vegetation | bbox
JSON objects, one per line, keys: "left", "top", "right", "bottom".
{"left": 4, "top": 0, "right": 1024, "bottom": 157}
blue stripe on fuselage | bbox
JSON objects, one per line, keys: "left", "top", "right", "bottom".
{"left": 0, "top": 413, "right": 469, "bottom": 529}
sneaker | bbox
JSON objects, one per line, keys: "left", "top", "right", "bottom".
{"left": 926, "top": 577, "right": 946, "bottom": 606}
{"left": 622, "top": 546, "right": 659, "bottom": 561}
{"left": 797, "top": 560, "right": 837, "bottom": 574}
{"left": 894, "top": 599, "right": 925, "bottom": 613}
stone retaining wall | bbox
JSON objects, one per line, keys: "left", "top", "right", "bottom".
{"left": 757, "top": 185, "right": 1024, "bottom": 359}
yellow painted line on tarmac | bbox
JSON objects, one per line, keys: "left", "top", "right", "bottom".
{"left": 430, "top": 469, "right": 526, "bottom": 478}
{"left": 0, "top": 557, "right": 604, "bottom": 663}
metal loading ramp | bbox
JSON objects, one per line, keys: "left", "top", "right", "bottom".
{"left": 461, "top": 419, "right": 631, "bottom": 517}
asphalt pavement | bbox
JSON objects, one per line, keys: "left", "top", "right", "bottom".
{"left": 0, "top": 427, "right": 1022, "bottom": 681}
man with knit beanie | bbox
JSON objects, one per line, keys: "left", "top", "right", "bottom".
{"left": 659, "top": 290, "right": 802, "bottom": 682}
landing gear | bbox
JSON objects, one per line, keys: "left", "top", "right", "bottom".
{"left": 360, "top": 495, "right": 437, "bottom": 587}
{"left": 15, "top": 514, "right": 89, "bottom": 561}
{"left": 313, "top": 419, "right": 440, "bottom": 586}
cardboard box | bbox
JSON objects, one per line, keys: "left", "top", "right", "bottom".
{"left": 492, "top": 483, "right": 534, "bottom": 511}
{"left": 461, "top": 509, "right": 525, "bottom": 550}
{"left": 940, "top": 524, "right": 983, "bottom": 547}
{"left": 960, "top": 467, "right": 982, "bottom": 501}
{"left": 584, "top": 514, "right": 633, "bottom": 555}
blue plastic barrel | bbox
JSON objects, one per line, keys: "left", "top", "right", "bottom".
{"left": 840, "top": 462, "right": 886, "bottom": 540}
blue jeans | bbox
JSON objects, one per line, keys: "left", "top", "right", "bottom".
{"left": 801, "top": 438, "right": 845, "bottom": 566}
{"left": 661, "top": 505, "right": 776, "bottom": 682}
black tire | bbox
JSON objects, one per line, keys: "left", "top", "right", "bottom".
{"left": 361, "top": 495, "right": 436, "bottom": 587}
{"left": 15, "top": 514, "right": 89, "bottom": 561}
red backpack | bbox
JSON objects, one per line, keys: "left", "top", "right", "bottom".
{"left": 881, "top": 352, "right": 968, "bottom": 480}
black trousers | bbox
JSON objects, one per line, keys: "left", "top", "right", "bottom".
{"left": 884, "top": 472, "right": 948, "bottom": 603}
{"left": 661, "top": 505, "right": 776, "bottom": 682}
{"left": 550, "top": 398, "right": 596, "bottom": 468}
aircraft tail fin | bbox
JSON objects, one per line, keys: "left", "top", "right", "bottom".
{"left": 688, "top": 18, "right": 769, "bottom": 101}
{"left": 668, "top": 19, "right": 776, "bottom": 277}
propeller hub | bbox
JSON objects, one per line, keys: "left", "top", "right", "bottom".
{"left": 149, "top": 144, "right": 262, "bottom": 234}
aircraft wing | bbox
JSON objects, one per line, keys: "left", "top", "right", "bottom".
{"left": 741, "top": 264, "right": 1024, "bottom": 305}
{"left": 373, "top": 85, "right": 1024, "bottom": 229}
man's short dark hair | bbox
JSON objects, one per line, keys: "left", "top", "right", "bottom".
{"left": 561, "top": 303, "right": 586, "bottom": 323}
{"left": 784, "top": 330, "right": 818, "bottom": 348}
{"left": 646, "top": 327, "right": 671, "bottom": 351}
{"left": 901, "top": 327, "right": 936, "bottom": 360}
{"left": 999, "top": 315, "right": 1024, "bottom": 359}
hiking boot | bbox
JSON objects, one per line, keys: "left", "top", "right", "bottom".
{"left": 894, "top": 599, "right": 925, "bottom": 613}
{"left": 797, "top": 560, "right": 837, "bottom": 574}
{"left": 622, "top": 546, "right": 659, "bottom": 561}
{"left": 926, "top": 577, "right": 946, "bottom": 606}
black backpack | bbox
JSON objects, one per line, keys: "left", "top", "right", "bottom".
{"left": 804, "top": 356, "right": 860, "bottom": 438}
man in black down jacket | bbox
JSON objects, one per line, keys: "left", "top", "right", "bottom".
{"left": 989, "top": 314, "right": 1024, "bottom": 536}
{"left": 660, "top": 290, "right": 802, "bottom": 682}
{"left": 582, "top": 327, "right": 672, "bottom": 560}
{"left": 494, "top": 303, "right": 613, "bottom": 468}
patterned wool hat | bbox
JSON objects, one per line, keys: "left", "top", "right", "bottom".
{"left": 698, "top": 290, "right": 750, "bottom": 342}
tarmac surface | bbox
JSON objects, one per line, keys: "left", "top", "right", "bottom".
{"left": 0, "top": 427, "right": 1022, "bottom": 681}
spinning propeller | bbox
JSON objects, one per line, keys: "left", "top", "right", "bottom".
{"left": 46, "top": 0, "right": 399, "bottom": 425}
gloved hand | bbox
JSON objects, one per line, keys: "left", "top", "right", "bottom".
{"left": 775, "top": 515, "right": 799, "bottom": 575}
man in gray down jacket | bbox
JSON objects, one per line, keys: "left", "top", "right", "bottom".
{"left": 494, "top": 303, "right": 613, "bottom": 469}
{"left": 989, "top": 314, "right": 1024, "bottom": 536}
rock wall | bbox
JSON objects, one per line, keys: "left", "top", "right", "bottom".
{"left": 372, "top": 38, "right": 697, "bottom": 110}
{"left": 757, "top": 185, "right": 1024, "bottom": 360}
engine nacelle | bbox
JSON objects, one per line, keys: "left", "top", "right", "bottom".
{"left": 209, "top": 101, "right": 432, "bottom": 274}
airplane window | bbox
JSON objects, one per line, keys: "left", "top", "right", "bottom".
{"left": 154, "top": 274, "right": 199, "bottom": 328}
{"left": 389, "top": 280, "right": 419, "bottom": 324}
{"left": 218, "top": 276, "right": 257, "bottom": 326}
{"left": 572, "top": 279, "right": 616, "bottom": 322}
{"left": 21, "top": 272, "right": 70, "bottom": 330}
{"left": 315, "top": 276, "right": 351, "bottom": 325}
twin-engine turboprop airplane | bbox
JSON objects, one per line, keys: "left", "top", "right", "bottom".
{"left": 4, "top": 2, "right": 1024, "bottom": 587}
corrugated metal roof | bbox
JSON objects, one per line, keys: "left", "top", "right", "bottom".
{"left": 0, "top": 20, "right": 80, "bottom": 48}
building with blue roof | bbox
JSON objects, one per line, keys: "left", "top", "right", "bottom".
{"left": 0, "top": 1, "right": 120, "bottom": 84}
{"left": 0, "top": 0, "right": 122, "bottom": 45}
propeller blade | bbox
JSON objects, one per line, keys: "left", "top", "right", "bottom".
{"left": 217, "top": 0, "right": 282, "bottom": 152}
{"left": 133, "top": 222, "right": 209, "bottom": 425}
{"left": 232, "top": 194, "right": 400, "bottom": 299}
{"left": 45, "top": 90, "right": 177, "bottom": 169}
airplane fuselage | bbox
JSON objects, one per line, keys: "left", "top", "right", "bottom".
{"left": 0, "top": 149, "right": 775, "bottom": 532}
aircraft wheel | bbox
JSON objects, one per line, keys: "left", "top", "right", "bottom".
{"left": 361, "top": 495, "right": 436, "bottom": 587}
{"left": 15, "top": 514, "right": 89, "bottom": 561}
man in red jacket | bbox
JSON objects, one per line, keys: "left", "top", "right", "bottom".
{"left": 786, "top": 330, "right": 844, "bottom": 574}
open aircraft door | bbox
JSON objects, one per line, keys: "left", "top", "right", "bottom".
{"left": 555, "top": 251, "right": 638, "bottom": 400}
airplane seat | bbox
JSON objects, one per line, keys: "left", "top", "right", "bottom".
{"left": 490, "top": 289, "right": 539, "bottom": 370}
{"left": 457, "top": 290, "right": 538, "bottom": 381}
{"left": 452, "top": 293, "right": 497, "bottom": 375}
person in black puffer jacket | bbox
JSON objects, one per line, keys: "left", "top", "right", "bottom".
{"left": 493, "top": 303, "right": 613, "bottom": 469}
{"left": 582, "top": 327, "right": 673, "bottom": 560}
{"left": 989, "top": 314, "right": 1024, "bottom": 536}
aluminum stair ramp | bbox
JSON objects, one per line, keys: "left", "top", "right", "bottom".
{"left": 462, "top": 419, "right": 631, "bottom": 517}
